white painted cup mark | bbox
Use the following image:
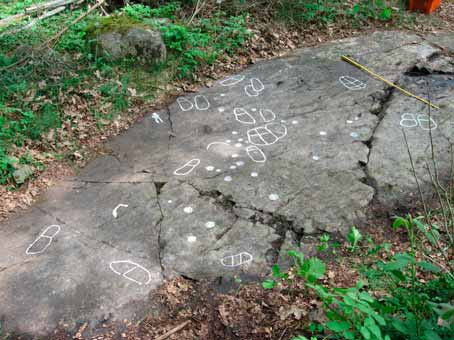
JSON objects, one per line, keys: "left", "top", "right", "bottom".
{"left": 236, "top": 161, "right": 245, "bottom": 166}
{"left": 251, "top": 172, "right": 259, "bottom": 177}
{"left": 174, "top": 159, "right": 200, "bottom": 176}
{"left": 224, "top": 176, "right": 232, "bottom": 182}
{"left": 319, "top": 131, "right": 327, "bottom": 136}
{"left": 25, "top": 225, "right": 61, "bottom": 255}
{"left": 205, "top": 221, "right": 216, "bottom": 229}
{"left": 312, "top": 155, "right": 320, "bottom": 161}
{"left": 184, "top": 206, "right": 194, "bottom": 214}
{"left": 187, "top": 235, "right": 197, "bottom": 243}
{"left": 269, "top": 193, "right": 280, "bottom": 201}
{"left": 206, "top": 166, "right": 215, "bottom": 171}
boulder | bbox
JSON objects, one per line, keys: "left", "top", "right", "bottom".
{"left": 93, "top": 24, "right": 166, "bottom": 63}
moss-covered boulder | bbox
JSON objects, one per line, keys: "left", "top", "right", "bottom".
{"left": 87, "top": 15, "right": 166, "bottom": 63}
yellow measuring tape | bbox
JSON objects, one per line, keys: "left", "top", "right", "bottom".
{"left": 341, "top": 55, "right": 440, "bottom": 109}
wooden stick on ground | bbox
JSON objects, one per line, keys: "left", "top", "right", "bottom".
{"left": 341, "top": 55, "right": 440, "bottom": 109}
{"left": 155, "top": 320, "right": 191, "bottom": 340}
{"left": 44, "top": 0, "right": 105, "bottom": 47}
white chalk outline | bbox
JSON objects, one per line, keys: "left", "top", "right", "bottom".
{"left": 233, "top": 108, "right": 256, "bottom": 125}
{"left": 219, "top": 75, "right": 245, "bottom": 86}
{"left": 339, "top": 76, "right": 366, "bottom": 90}
{"left": 259, "top": 109, "right": 276, "bottom": 123}
{"left": 109, "top": 260, "right": 152, "bottom": 285}
{"left": 174, "top": 159, "right": 201, "bottom": 176}
{"left": 25, "top": 225, "right": 61, "bottom": 255}
{"left": 246, "top": 145, "right": 267, "bottom": 163}
{"left": 221, "top": 252, "right": 253, "bottom": 267}
{"left": 194, "top": 95, "right": 210, "bottom": 110}
{"left": 417, "top": 114, "right": 437, "bottom": 131}
{"left": 244, "top": 78, "right": 265, "bottom": 97}
{"left": 399, "top": 113, "right": 418, "bottom": 128}
{"left": 247, "top": 123, "right": 287, "bottom": 146}
{"left": 112, "top": 204, "right": 128, "bottom": 218}
{"left": 399, "top": 113, "right": 437, "bottom": 131}
{"left": 151, "top": 112, "right": 164, "bottom": 124}
{"left": 207, "top": 141, "right": 231, "bottom": 150}
{"left": 250, "top": 78, "right": 265, "bottom": 92}
{"left": 177, "top": 97, "right": 194, "bottom": 111}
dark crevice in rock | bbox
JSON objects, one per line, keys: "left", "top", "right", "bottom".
{"left": 186, "top": 183, "right": 297, "bottom": 261}
{"left": 153, "top": 183, "right": 166, "bottom": 273}
{"left": 405, "top": 64, "right": 454, "bottom": 76}
{"left": 166, "top": 105, "right": 175, "bottom": 139}
{"left": 64, "top": 179, "right": 155, "bottom": 184}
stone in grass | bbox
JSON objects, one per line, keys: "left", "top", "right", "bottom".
{"left": 87, "top": 16, "right": 166, "bottom": 63}
{"left": 13, "top": 164, "right": 34, "bottom": 184}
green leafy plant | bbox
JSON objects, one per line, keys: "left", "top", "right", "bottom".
{"left": 263, "top": 217, "right": 454, "bottom": 339}
{"left": 347, "top": 226, "right": 362, "bottom": 252}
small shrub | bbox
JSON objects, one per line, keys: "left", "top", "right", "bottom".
{"left": 263, "top": 217, "right": 454, "bottom": 340}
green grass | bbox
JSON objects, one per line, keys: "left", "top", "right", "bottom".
{"left": 0, "top": 2, "right": 249, "bottom": 186}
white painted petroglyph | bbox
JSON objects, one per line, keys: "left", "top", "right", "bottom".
{"left": 168, "top": 200, "right": 173, "bottom": 204}
{"left": 417, "top": 114, "right": 438, "bottom": 130}
{"left": 232, "top": 131, "right": 238, "bottom": 135}
{"left": 399, "top": 113, "right": 418, "bottom": 128}
{"left": 219, "top": 75, "right": 245, "bottom": 86}
{"left": 269, "top": 194, "right": 279, "bottom": 201}
{"left": 221, "top": 252, "right": 253, "bottom": 267}
{"left": 194, "top": 95, "right": 210, "bottom": 110}
{"left": 151, "top": 112, "right": 164, "bottom": 124}
{"left": 184, "top": 206, "right": 194, "bottom": 214}
{"left": 246, "top": 145, "right": 267, "bottom": 163}
{"left": 251, "top": 108, "right": 257, "bottom": 112}
{"left": 224, "top": 176, "right": 232, "bottom": 182}
{"left": 238, "top": 138, "right": 244, "bottom": 142}
{"left": 247, "top": 123, "right": 287, "bottom": 146}
{"left": 177, "top": 97, "right": 193, "bottom": 111}
{"left": 291, "top": 120, "right": 298, "bottom": 125}
{"left": 400, "top": 113, "right": 437, "bottom": 130}
{"left": 354, "top": 117, "right": 360, "bottom": 121}
{"left": 339, "top": 76, "right": 367, "bottom": 90}
{"left": 312, "top": 155, "right": 320, "bottom": 161}
{"left": 234, "top": 108, "right": 256, "bottom": 125}
{"left": 226, "top": 139, "right": 232, "bottom": 143}
{"left": 216, "top": 169, "right": 221, "bottom": 172}
{"left": 187, "top": 235, "right": 197, "bottom": 243}
{"left": 259, "top": 109, "right": 276, "bottom": 123}
{"left": 109, "top": 260, "right": 152, "bottom": 285}
{"left": 205, "top": 166, "right": 215, "bottom": 171}
{"left": 230, "top": 165, "right": 237, "bottom": 169}
{"left": 112, "top": 204, "right": 128, "bottom": 218}
{"left": 218, "top": 107, "right": 225, "bottom": 113}
{"left": 205, "top": 221, "right": 216, "bottom": 229}
{"left": 25, "top": 225, "right": 61, "bottom": 255}
{"left": 244, "top": 78, "right": 265, "bottom": 97}
{"left": 251, "top": 78, "right": 265, "bottom": 92}
{"left": 174, "top": 159, "right": 200, "bottom": 175}
{"left": 235, "top": 143, "right": 242, "bottom": 147}
{"left": 319, "top": 131, "right": 327, "bottom": 136}
{"left": 207, "top": 142, "right": 230, "bottom": 150}
{"left": 251, "top": 172, "right": 258, "bottom": 177}
{"left": 346, "top": 120, "right": 353, "bottom": 124}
